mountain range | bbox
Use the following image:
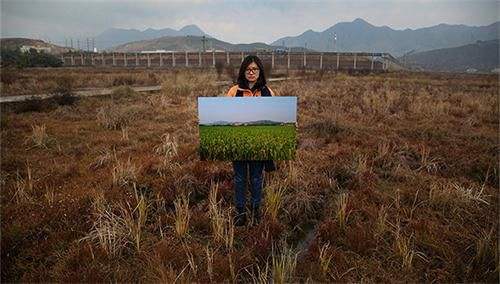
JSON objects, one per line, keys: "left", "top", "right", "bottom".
{"left": 94, "top": 25, "right": 209, "bottom": 50}
{"left": 271, "top": 18, "right": 499, "bottom": 56}
{"left": 98, "top": 19, "right": 499, "bottom": 56}
{"left": 402, "top": 39, "right": 499, "bottom": 72}
{"left": 110, "top": 35, "right": 307, "bottom": 53}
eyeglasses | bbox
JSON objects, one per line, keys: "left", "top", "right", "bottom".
{"left": 245, "top": 67, "right": 260, "bottom": 74}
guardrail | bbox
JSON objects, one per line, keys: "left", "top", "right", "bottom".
{"left": 60, "top": 51, "right": 400, "bottom": 71}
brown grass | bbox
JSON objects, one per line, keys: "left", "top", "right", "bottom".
{"left": 1, "top": 69, "right": 498, "bottom": 282}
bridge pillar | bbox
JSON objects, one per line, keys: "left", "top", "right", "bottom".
{"left": 271, "top": 51, "right": 275, "bottom": 69}
{"left": 287, "top": 52, "right": 290, "bottom": 69}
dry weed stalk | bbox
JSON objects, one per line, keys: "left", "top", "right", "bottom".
{"left": 90, "top": 148, "right": 113, "bottom": 169}
{"left": 417, "top": 144, "right": 441, "bottom": 173}
{"left": 120, "top": 126, "right": 129, "bottom": 141}
{"left": 96, "top": 103, "right": 130, "bottom": 130}
{"left": 451, "top": 182, "right": 489, "bottom": 205}
{"left": 376, "top": 141, "right": 392, "bottom": 160}
{"left": 122, "top": 186, "right": 149, "bottom": 252}
{"left": 336, "top": 193, "right": 350, "bottom": 230}
{"left": 354, "top": 154, "right": 370, "bottom": 175}
{"left": 112, "top": 157, "right": 138, "bottom": 187}
{"left": 154, "top": 133, "right": 179, "bottom": 172}
{"left": 473, "top": 227, "right": 495, "bottom": 265}
{"left": 429, "top": 180, "right": 490, "bottom": 206}
{"left": 374, "top": 205, "right": 389, "bottom": 237}
{"left": 229, "top": 253, "right": 236, "bottom": 282}
{"left": 173, "top": 192, "right": 191, "bottom": 237}
{"left": 26, "top": 124, "right": 49, "bottom": 148}
{"left": 393, "top": 223, "right": 427, "bottom": 271}
{"left": 319, "top": 242, "right": 333, "bottom": 278}
{"left": 12, "top": 164, "right": 34, "bottom": 203}
{"left": 247, "top": 261, "right": 271, "bottom": 284}
{"left": 81, "top": 198, "right": 129, "bottom": 256}
{"left": 185, "top": 249, "right": 198, "bottom": 277}
{"left": 208, "top": 182, "right": 234, "bottom": 249}
{"left": 44, "top": 186, "right": 56, "bottom": 205}
{"left": 205, "top": 245, "right": 214, "bottom": 281}
{"left": 272, "top": 244, "right": 298, "bottom": 284}
{"left": 265, "top": 183, "right": 287, "bottom": 221}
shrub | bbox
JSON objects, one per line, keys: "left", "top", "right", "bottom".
{"left": 53, "top": 75, "right": 78, "bottom": 106}
{"left": 1, "top": 48, "right": 63, "bottom": 68}
{"left": 112, "top": 75, "right": 136, "bottom": 86}
{"left": 96, "top": 103, "right": 131, "bottom": 130}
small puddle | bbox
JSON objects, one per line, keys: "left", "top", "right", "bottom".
{"left": 288, "top": 221, "right": 319, "bottom": 260}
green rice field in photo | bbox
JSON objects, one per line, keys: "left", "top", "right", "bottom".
{"left": 198, "top": 124, "right": 297, "bottom": 161}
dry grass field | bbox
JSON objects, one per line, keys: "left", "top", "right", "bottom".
{"left": 0, "top": 68, "right": 498, "bottom": 282}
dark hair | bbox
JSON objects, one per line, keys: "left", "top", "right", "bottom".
{"left": 237, "top": 55, "right": 267, "bottom": 90}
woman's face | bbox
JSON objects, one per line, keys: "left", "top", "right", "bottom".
{"left": 244, "top": 62, "right": 260, "bottom": 83}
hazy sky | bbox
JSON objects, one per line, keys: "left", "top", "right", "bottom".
{"left": 1, "top": 0, "right": 498, "bottom": 44}
{"left": 198, "top": 97, "right": 297, "bottom": 124}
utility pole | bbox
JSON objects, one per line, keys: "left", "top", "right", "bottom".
{"left": 70, "top": 38, "right": 73, "bottom": 49}
{"left": 77, "top": 39, "right": 80, "bottom": 50}
{"left": 333, "top": 33, "right": 337, "bottom": 52}
{"left": 92, "top": 38, "right": 95, "bottom": 52}
{"left": 86, "top": 38, "right": 89, "bottom": 52}
{"left": 201, "top": 35, "right": 208, "bottom": 52}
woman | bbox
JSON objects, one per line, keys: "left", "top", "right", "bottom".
{"left": 226, "top": 55, "right": 276, "bottom": 226}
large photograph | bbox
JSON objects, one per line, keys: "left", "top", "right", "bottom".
{"left": 198, "top": 96, "right": 297, "bottom": 161}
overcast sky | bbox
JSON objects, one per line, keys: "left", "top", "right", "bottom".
{"left": 198, "top": 97, "right": 296, "bottom": 124}
{"left": 1, "top": 0, "right": 498, "bottom": 45}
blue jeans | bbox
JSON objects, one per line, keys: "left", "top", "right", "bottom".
{"left": 232, "top": 161, "right": 265, "bottom": 209}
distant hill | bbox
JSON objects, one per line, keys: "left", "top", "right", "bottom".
{"left": 0, "top": 38, "right": 70, "bottom": 54}
{"left": 94, "top": 25, "right": 209, "bottom": 50}
{"left": 110, "top": 35, "right": 309, "bottom": 53}
{"left": 401, "top": 39, "right": 499, "bottom": 73}
{"left": 271, "top": 18, "right": 500, "bottom": 56}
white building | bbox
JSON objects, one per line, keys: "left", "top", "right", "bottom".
{"left": 20, "top": 45, "right": 51, "bottom": 53}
